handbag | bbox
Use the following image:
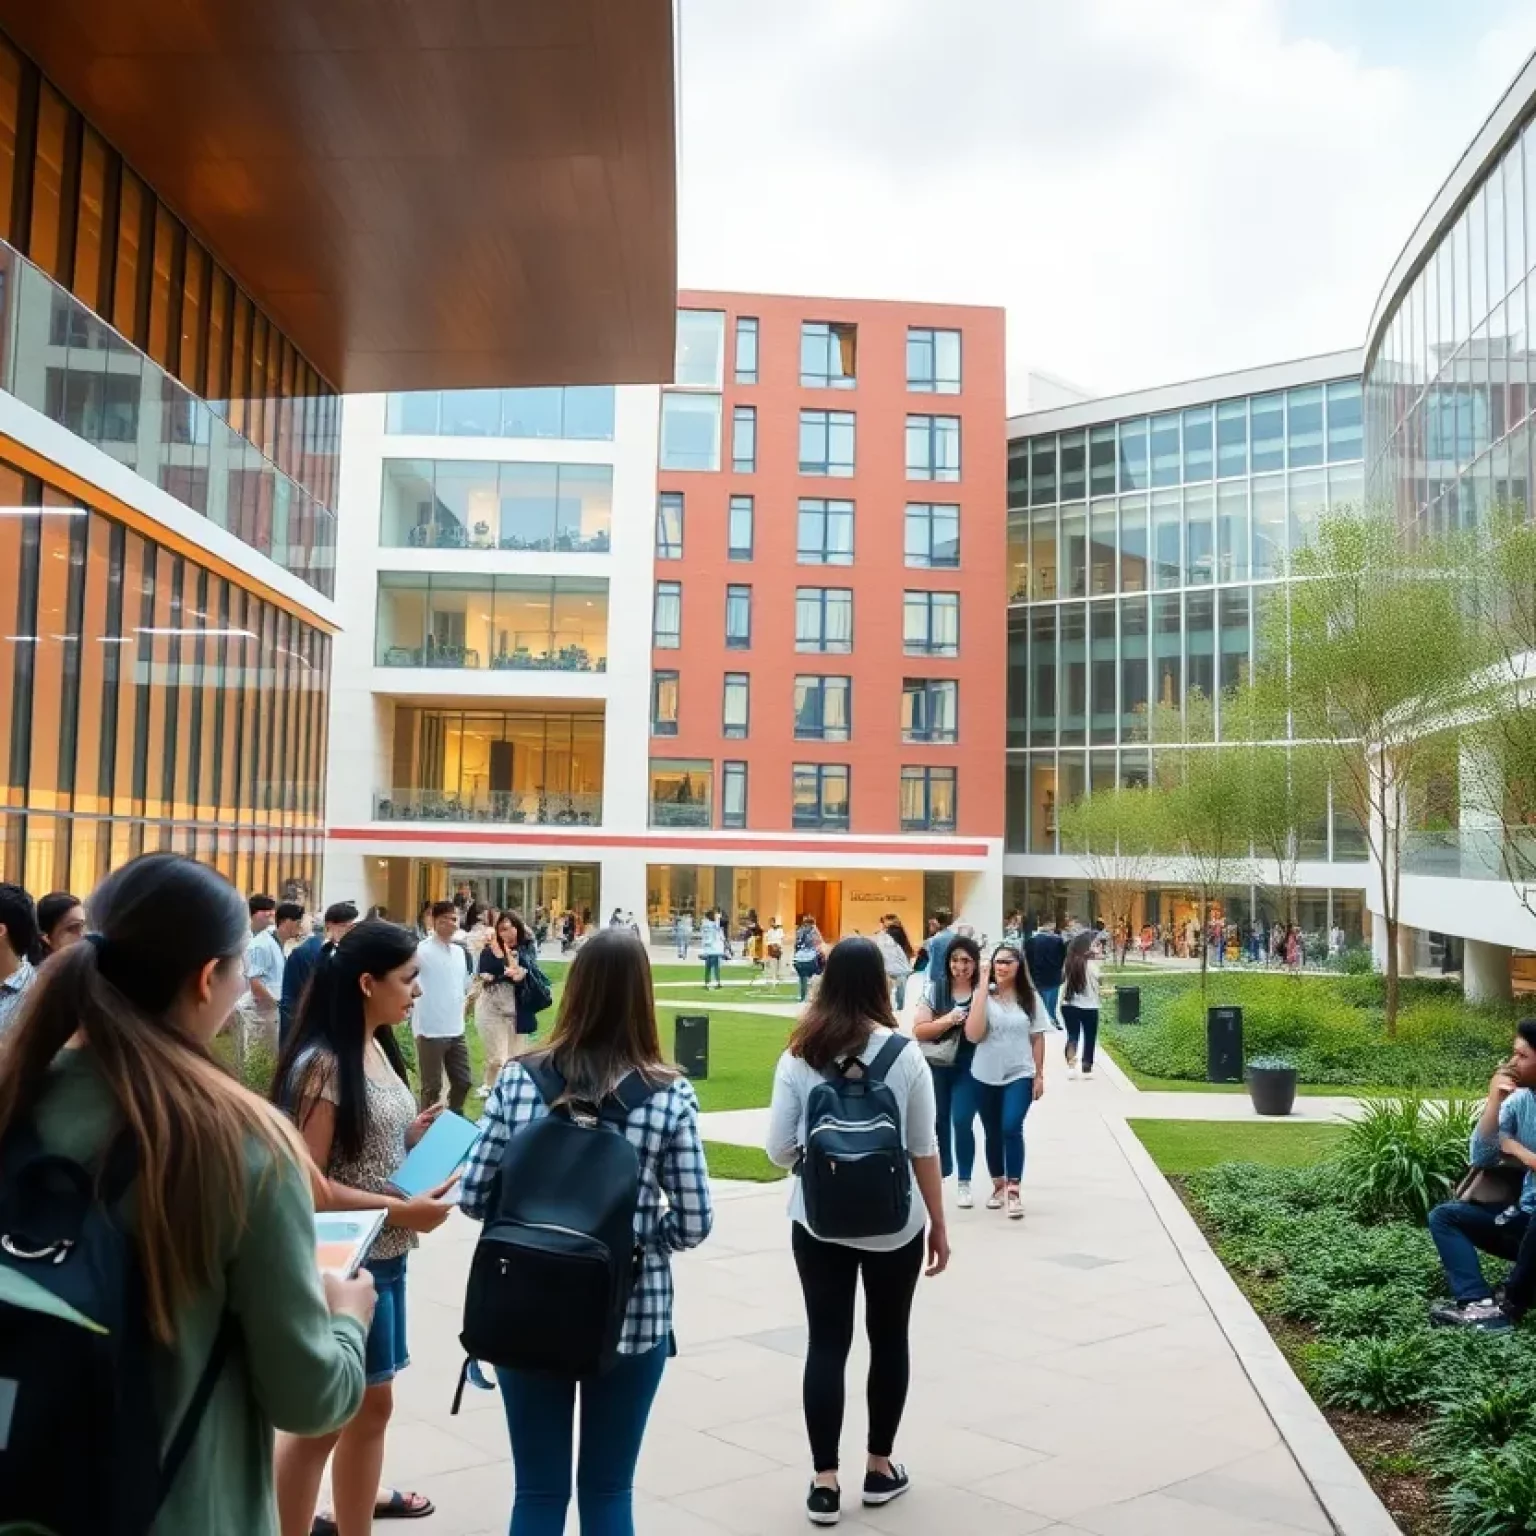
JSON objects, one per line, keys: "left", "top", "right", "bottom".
{"left": 918, "top": 1026, "right": 961, "bottom": 1068}
{"left": 1454, "top": 1157, "right": 1526, "bottom": 1208}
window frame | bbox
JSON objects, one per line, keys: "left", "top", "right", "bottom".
{"left": 651, "top": 670, "right": 679, "bottom": 736}
{"left": 731, "top": 404, "right": 757, "bottom": 473}
{"left": 904, "top": 502, "right": 960, "bottom": 568}
{"left": 728, "top": 494, "right": 754, "bottom": 560}
{"left": 792, "top": 762, "right": 851, "bottom": 831}
{"left": 794, "top": 586, "right": 853, "bottom": 654}
{"left": 902, "top": 590, "right": 960, "bottom": 657}
{"left": 799, "top": 409, "right": 856, "bottom": 477}
{"left": 734, "top": 317, "right": 759, "bottom": 385}
{"left": 901, "top": 677, "right": 959, "bottom": 744}
{"left": 906, "top": 327, "right": 962, "bottom": 394}
{"left": 900, "top": 765, "right": 957, "bottom": 831}
{"left": 796, "top": 497, "right": 855, "bottom": 565}
{"left": 906, "top": 413, "right": 962, "bottom": 482}
{"left": 722, "top": 672, "right": 750, "bottom": 739}
{"left": 793, "top": 674, "right": 852, "bottom": 742}
{"left": 725, "top": 583, "right": 752, "bottom": 650}
{"left": 655, "top": 491, "right": 684, "bottom": 561}
{"left": 800, "top": 320, "right": 858, "bottom": 389}
{"left": 653, "top": 580, "right": 682, "bottom": 649}
{"left": 722, "top": 760, "right": 748, "bottom": 827}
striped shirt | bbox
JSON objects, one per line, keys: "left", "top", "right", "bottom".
{"left": 461, "top": 1062, "right": 713, "bottom": 1352}
{"left": 0, "top": 957, "right": 36, "bottom": 1039}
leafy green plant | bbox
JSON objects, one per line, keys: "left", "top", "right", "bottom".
{"left": 1314, "top": 1332, "right": 1436, "bottom": 1412}
{"left": 1420, "top": 1383, "right": 1536, "bottom": 1475}
{"left": 1248, "top": 1055, "right": 1297, "bottom": 1071}
{"left": 1443, "top": 1437, "right": 1536, "bottom": 1536}
{"left": 1338, "top": 1094, "right": 1478, "bottom": 1223}
{"left": 1319, "top": 1282, "right": 1427, "bottom": 1339}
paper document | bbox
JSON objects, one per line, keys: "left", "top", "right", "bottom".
{"left": 314, "top": 1210, "right": 388, "bottom": 1278}
{"left": 389, "top": 1109, "right": 482, "bottom": 1197}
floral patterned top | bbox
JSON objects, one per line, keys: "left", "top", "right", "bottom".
{"left": 289, "top": 1036, "right": 419, "bottom": 1261}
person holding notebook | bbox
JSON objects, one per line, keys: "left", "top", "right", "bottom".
{"left": 271, "top": 919, "right": 454, "bottom": 1536}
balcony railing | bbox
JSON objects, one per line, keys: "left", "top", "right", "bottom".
{"left": 0, "top": 241, "right": 337, "bottom": 597}
{"left": 649, "top": 801, "right": 711, "bottom": 829}
{"left": 1402, "top": 828, "right": 1536, "bottom": 882}
{"left": 374, "top": 789, "right": 602, "bottom": 826}
{"left": 377, "top": 644, "right": 606, "bottom": 673}
{"left": 398, "top": 523, "right": 610, "bottom": 554}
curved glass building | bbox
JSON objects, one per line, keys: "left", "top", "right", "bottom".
{"left": 1365, "top": 54, "right": 1536, "bottom": 532}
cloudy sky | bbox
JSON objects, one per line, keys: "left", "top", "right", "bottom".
{"left": 676, "top": 0, "right": 1536, "bottom": 409}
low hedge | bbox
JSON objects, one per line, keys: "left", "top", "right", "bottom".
{"left": 1103, "top": 971, "right": 1521, "bottom": 1088}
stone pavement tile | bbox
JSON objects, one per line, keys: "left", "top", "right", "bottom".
{"left": 378, "top": 1418, "right": 505, "bottom": 1483}
{"left": 856, "top": 1483, "right": 1058, "bottom": 1534}
{"left": 670, "top": 1465, "right": 890, "bottom": 1534}
{"left": 705, "top": 1406, "right": 815, "bottom": 1468}
{"left": 399, "top": 1457, "right": 511, "bottom": 1535}
{"left": 1164, "top": 1445, "right": 1335, "bottom": 1534}
{"left": 634, "top": 1421, "right": 784, "bottom": 1498}
{"left": 1069, "top": 1489, "right": 1327, "bottom": 1536}
{"left": 972, "top": 1456, "right": 1167, "bottom": 1522}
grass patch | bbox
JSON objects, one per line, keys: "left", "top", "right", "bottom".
{"left": 655, "top": 1002, "right": 791, "bottom": 1112}
{"left": 1128, "top": 1117, "right": 1346, "bottom": 1175}
{"left": 702, "top": 1141, "right": 787, "bottom": 1183}
{"left": 1102, "top": 1042, "right": 1393, "bottom": 1098}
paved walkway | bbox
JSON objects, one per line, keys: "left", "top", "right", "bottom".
{"left": 381, "top": 1026, "right": 1347, "bottom": 1535}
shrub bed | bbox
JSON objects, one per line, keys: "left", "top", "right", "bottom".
{"left": 1104, "top": 971, "right": 1521, "bottom": 1089}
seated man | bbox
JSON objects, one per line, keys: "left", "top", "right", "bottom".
{"left": 1429, "top": 1020, "right": 1536, "bottom": 1332}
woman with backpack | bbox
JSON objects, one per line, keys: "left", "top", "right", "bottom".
{"left": 792, "top": 914, "right": 824, "bottom": 1002}
{"left": 0, "top": 853, "right": 373, "bottom": 1534}
{"left": 475, "top": 909, "right": 550, "bottom": 1098}
{"left": 911, "top": 933, "right": 984, "bottom": 1206}
{"left": 766, "top": 937, "right": 950, "bottom": 1527}
{"left": 271, "top": 918, "right": 457, "bottom": 1536}
{"left": 1060, "top": 930, "right": 1102, "bottom": 1080}
{"left": 459, "top": 927, "right": 713, "bottom": 1535}
{"left": 964, "top": 944, "right": 1050, "bottom": 1219}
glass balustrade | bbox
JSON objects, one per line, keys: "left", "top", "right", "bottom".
{"left": 373, "top": 788, "right": 602, "bottom": 826}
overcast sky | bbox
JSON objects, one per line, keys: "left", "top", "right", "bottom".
{"left": 676, "top": 0, "right": 1536, "bottom": 409}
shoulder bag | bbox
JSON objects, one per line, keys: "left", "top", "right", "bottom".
{"left": 1453, "top": 1156, "right": 1526, "bottom": 1208}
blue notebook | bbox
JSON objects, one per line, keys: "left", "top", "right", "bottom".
{"left": 389, "top": 1110, "right": 483, "bottom": 1197}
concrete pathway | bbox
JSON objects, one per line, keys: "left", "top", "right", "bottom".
{"left": 380, "top": 1024, "right": 1348, "bottom": 1535}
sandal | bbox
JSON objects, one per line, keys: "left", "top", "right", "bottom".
{"left": 311, "top": 1490, "right": 435, "bottom": 1534}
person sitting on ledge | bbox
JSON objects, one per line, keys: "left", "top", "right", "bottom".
{"left": 1429, "top": 1020, "right": 1536, "bottom": 1332}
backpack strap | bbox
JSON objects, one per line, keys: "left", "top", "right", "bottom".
{"left": 523, "top": 1057, "right": 565, "bottom": 1109}
{"left": 597, "top": 1071, "right": 657, "bottom": 1127}
{"left": 157, "top": 1312, "right": 236, "bottom": 1507}
{"left": 865, "top": 1033, "right": 909, "bottom": 1085}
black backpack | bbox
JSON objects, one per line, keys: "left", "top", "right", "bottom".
{"left": 799, "top": 1034, "right": 913, "bottom": 1241}
{"left": 455, "top": 1060, "right": 657, "bottom": 1394}
{"left": 0, "top": 1127, "right": 231, "bottom": 1535}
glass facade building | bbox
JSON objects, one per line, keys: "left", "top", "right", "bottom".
{"left": 1366, "top": 77, "right": 1536, "bottom": 533}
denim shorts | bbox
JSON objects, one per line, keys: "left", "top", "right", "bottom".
{"left": 364, "top": 1253, "right": 411, "bottom": 1386}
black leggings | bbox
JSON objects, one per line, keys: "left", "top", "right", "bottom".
{"left": 791, "top": 1223, "right": 924, "bottom": 1473}
{"left": 1061, "top": 1004, "right": 1099, "bottom": 1070}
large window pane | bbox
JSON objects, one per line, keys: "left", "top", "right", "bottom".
{"left": 1119, "top": 495, "right": 1147, "bottom": 593}
{"left": 1325, "top": 379, "right": 1363, "bottom": 463}
{"left": 1219, "top": 588, "right": 1250, "bottom": 698}
{"left": 563, "top": 386, "right": 615, "bottom": 440}
{"left": 1151, "top": 490, "right": 1180, "bottom": 589}
{"left": 1030, "top": 505, "right": 1057, "bottom": 599}
{"left": 1287, "top": 385, "right": 1325, "bottom": 467}
{"left": 1252, "top": 475, "right": 1286, "bottom": 578}
{"left": 1216, "top": 398, "right": 1248, "bottom": 478}
{"left": 1089, "top": 425, "right": 1117, "bottom": 497}
{"left": 1153, "top": 594, "right": 1181, "bottom": 714}
{"left": 1217, "top": 481, "right": 1249, "bottom": 581}
{"left": 1150, "top": 413, "right": 1181, "bottom": 487}
{"left": 1060, "top": 431, "right": 1086, "bottom": 502}
{"left": 1029, "top": 437, "right": 1057, "bottom": 505}
{"left": 501, "top": 388, "right": 563, "bottom": 438}
{"left": 1185, "top": 486, "right": 1214, "bottom": 585}
{"left": 1251, "top": 393, "right": 1285, "bottom": 472}
{"left": 1059, "top": 604, "right": 1085, "bottom": 745}
{"left": 1186, "top": 591, "right": 1215, "bottom": 702}
{"left": 1089, "top": 501, "right": 1116, "bottom": 595}
{"left": 674, "top": 310, "right": 725, "bottom": 387}
{"left": 1288, "top": 467, "right": 1327, "bottom": 559}
{"left": 1119, "top": 419, "right": 1148, "bottom": 491}
{"left": 1120, "top": 596, "right": 1149, "bottom": 740}
{"left": 1029, "top": 607, "right": 1056, "bottom": 746}
{"left": 1182, "top": 406, "right": 1213, "bottom": 482}
{"left": 660, "top": 393, "right": 721, "bottom": 471}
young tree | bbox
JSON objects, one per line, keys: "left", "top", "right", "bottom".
{"left": 1057, "top": 785, "right": 1169, "bottom": 967}
{"left": 1258, "top": 510, "right": 1473, "bottom": 1033}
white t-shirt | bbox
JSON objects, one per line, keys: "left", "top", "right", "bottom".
{"left": 969, "top": 992, "right": 1052, "bottom": 1086}
{"left": 1063, "top": 959, "right": 1102, "bottom": 1010}
{"left": 765, "top": 1026, "right": 936, "bottom": 1252}
{"left": 413, "top": 935, "right": 472, "bottom": 1038}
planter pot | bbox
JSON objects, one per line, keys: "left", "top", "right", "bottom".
{"left": 1247, "top": 1066, "right": 1298, "bottom": 1117}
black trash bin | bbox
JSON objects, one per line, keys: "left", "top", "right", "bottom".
{"left": 1116, "top": 986, "right": 1141, "bottom": 1024}
{"left": 1206, "top": 1006, "right": 1243, "bottom": 1083}
{"left": 675, "top": 1014, "right": 709, "bottom": 1080}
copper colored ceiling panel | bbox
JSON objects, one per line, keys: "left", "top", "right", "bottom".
{"left": 0, "top": 0, "right": 678, "bottom": 390}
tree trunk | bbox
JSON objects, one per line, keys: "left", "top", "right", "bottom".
{"left": 1198, "top": 893, "right": 1209, "bottom": 1002}
{"left": 1384, "top": 915, "right": 1400, "bottom": 1038}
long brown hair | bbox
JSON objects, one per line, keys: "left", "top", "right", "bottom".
{"left": 0, "top": 853, "right": 306, "bottom": 1345}
{"left": 536, "top": 927, "right": 676, "bottom": 1101}
{"left": 1063, "top": 930, "right": 1095, "bottom": 998}
{"left": 988, "top": 942, "right": 1038, "bottom": 1013}
{"left": 789, "top": 936, "right": 895, "bottom": 1070}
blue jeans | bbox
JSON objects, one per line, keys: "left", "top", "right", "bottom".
{"left": 1037, "top": 984, "right": 1060, "bottom": 1026}
{"left": 892, "top": 975, "right": 908, "bottom": 1011}
{"left": 1428, "top": 1201, "right": 1534, "bottom": 1304}
{"left": 497, "top": 1342, "right": 668, "bottom": 1535}
{"left": 976, "top": 1078, "right": 1034, "bottom": 1183}
{"left": 950, "top": 1063, "right": 993, "bottom": 1182}
{"left": 794, "top": 959, "right": 817, "bottom": 1000}
{"left": 703, "top": 955, "right": 721, "bottom": 986}
{"left": 676, "top": 938, "right": 690, "bottom": 958}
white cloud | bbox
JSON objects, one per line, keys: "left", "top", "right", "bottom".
{"left": 676, "top": 0, "right": 1536, "bottom": 407}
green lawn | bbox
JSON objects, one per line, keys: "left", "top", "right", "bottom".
{"left": 702, "top": 1142, "right": 787, "bottom": 1182}
{"left": 1101, "top": 1041, "right": 1414, "bottom": 1099}
{"left": 655, "top": 1001, "right": 790, "bottom": 1112}
{"left": 1128, "top": 1117, "right": 1346, "bottom": 1175}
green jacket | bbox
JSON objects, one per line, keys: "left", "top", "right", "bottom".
{"left": 23, "top": 1049, "right": 367, "bottom": 1533}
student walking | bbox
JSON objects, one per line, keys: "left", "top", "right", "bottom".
{"left": 766, "top": 937, "right": 950, "bottom": 1525}
{"left": 460, "top": 928, "right": 713, "bottom": 1535}
{"left": 475, "top": 910, "right": 551, "bottom": 1095}
{"left": 874, "top": 915, "right": 914, "bottom": 1011}
{"left": 792, "top": 915, "right": 824, "bottom": 1002}
{"left": 273, "top": 919, "right": 453, "bottom": 1536}
{"left": 912, "top": 935, "right": 983, "bottom": 1205}
{"left": 0, "top": 853, "right": 371, "bottom": 1533}
{"left": 413, "top": 900, "right": 473, "bottom": 1113}
{"left": 1061, "top": 930, "right": 1102, "bottom": 1079}
{"left": 280, "top": 901, "right": 360, "bottom": 1048}
{"left": 673, "top": 910, "right": 693, "bottom": 960}
{"left": 1023, "top": 918, "right": 1066, "bottom": 1028}
{"left": 699, "top": 907, "right": 726, "bottom": 989}
{"left": 765, "top": 917, "right": 787, "bottom": 984}
{"left": 965, "top": 945, "right": 1050, "bottom": 1219}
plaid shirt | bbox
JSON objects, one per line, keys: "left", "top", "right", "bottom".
{"left": 461, "top": 1063, "right": 713, "bottom": 1354}
{"left": 0, "top": 957, "right": 35, "bottom": 1039}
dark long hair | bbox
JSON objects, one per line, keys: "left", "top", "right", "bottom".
{"left": 271, "top": 918, "right": 414, "bottom": 1160}
{"left": 1063, "top": 930, "right": 1095, "bottom": 998}
{"left": 496, "top": 909, "right": 533, "bottom": 952}
{"left": 988, "top": 942, "right": 1038, "bottom": 1013}
{"left": 928, "top": 933, "right": 981, "bottom": 1015}
{"left": 0, "top": 854, "right": 305, "bottom": 1343}
{"left": 36, "top": 891, "right": 82, "bottom": 951}
{"left": 535, "top": 927, "right": 675, "bottom": 1102}
{"left": 789, "top": 936, "right": 895, "bottom": 1070}
{"left": 884, "top": 918, "right": 914, "bottom": 960}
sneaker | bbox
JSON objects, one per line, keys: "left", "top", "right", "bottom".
{"left": 806, "top": 1482, "right": 841, "bottom": 1525}
{"left": 985, "top": 1187, "right": 1004, "bottom": 1210}
{"left": 1430, "top": 1298, "right": 1513, "bottom": 1332}
{"left": 1006, "top": 1188, "right": 1024, "bottom": 1220}
{"left": 1066, "top": 1066, "right": 1079, "bottom": 1080}
{"left": 862, "top": 1465, "right": 910, "bottom": 1507}
{"left": 1081, "top": 1066, "right": 1094, "bottom": 1079}
{"left": 1064, "top": 1043, "right": 1078, "bottom": 1067}
{"left": 957, "top": 1181, "right": 974, "bottom": 1210}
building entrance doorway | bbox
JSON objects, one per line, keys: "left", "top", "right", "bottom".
{"left": 796, "top": 879, "right": 843, "bottom": 940}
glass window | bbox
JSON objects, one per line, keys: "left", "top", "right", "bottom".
{"left": 795, "top": 588, "right": 853, "bottom": 653}
{"left": 799, "top": 409, "right": 856, "bottom": 476}
{"left": 1185, "top": 485, "right": 1214, "bottom": 585}
{"left": 1216, "top": 398, "right": 1248, "bottom": 478}
{"left": 1149, "top": 413, "right": 1181, "bottom": 487}
{"left": 29, "top": 82, "right": 68, "bottom": 281}
{"left": 1326, "top": 379, "right": 1362, "bottom": 462}
{"left": 797, "top": 498, "right": 854, "bottom": 564}
{"left": 1151, "top": 490, "right": 1181, "bottom": 589}
{"left": 1029, "top": 436, "right": 1057, "bottom": 505}
{"left": 801, "top": 321, "right": 858, "bottom": 388}
{"left": 907, "top": 414, "right": 961, "bottom": 481}
{"left": 1031, "top": 504, "right": 1058, "bottom": 599}
{"left": 440, "top": 388, "right": 500, "bottom": 436}
{"left": 1469, "top": 185, "right": 1489, "bottom": 328}
{"left": 651, "top": 671, "right": 679, "bottom": 736}
{"left": 1060, "top": 603, "right": 1085, "bottom": 744}
{"left": 1089, "top": 501, "right": 1116, "bottom": 595}
{"left": 1219, "top": 588, "right": 1250, "bottom": 696}
{"left": 723, "top": 673, "right": 750, "bottom": 739}
{"left": 1187, "top": 591, "right": 1215, "bottom": 701}
{"left": 1252, "top": 475, "right": 1286, "bottom": 578}
{"left": 903, "top": 591, "right": 959, "bottom": 656}
{"left": 732, "top": 404, "right": 757, "bottom": 472}
{"left": 901, "top": 766, "right": 956, "bottom": 831}
{"left": 792, "top": 763, "right": 850, "bottom": 830}
{"left": 728, "top": 494, "right": 754, "bottom": 560}
{"left": 1121, "top": 595, "right": 1149, "bottom": 739}
{"left": 1060, "top": 431, "right": 1087, "bottom": 502}
{"left": 659, "top": 393, "right": 722, "bottom": 471}
{"left": 1251, "top": 392, "right": 1285, "bottom": 471}
{"left": 1153, "top": 594, "right": 1182, "bottom": 715}
{"left": 794, "top": 675, "right": 851, "bottom": 741}
{"left": 905, "top": 502, "right": 959, "bottom": 568}
{"left": 734, "top": 316, "right": 759, "bottom": 384}
{"left": 907, "top": 327, "right": 961, "bottom": 393}
{"left": 1119, "top": 496, "right": 1147, "bottom": 593}
{"left": 656, "top": 492, "right": 683, "bottom": 560}
{"left": 1029, "top": 606, "right": 1056, "bottom": 746}
{"left": 902, "top": 679, "right": 958, "bottom": 743}
{"left": 1089, "top": 601, "right": 1117, "bottom": 744}
{"left": 1287, "top": 384, "right": 1324, "bottom": 467}
{"left": 562, "top": 386, "right": 616, "bottom": 440}
{"left": 1288, "top": 468, "right": 1327, "bottom": 558}
{"left": 1089, "top": 425, "right": 1117, "bottom": 497}
{"left": 725, "top": 584, "right": 752, "bottom": 649}
{"left": 1217, "top": 480, "right": 1249, "bottom": 581}
{"left": 1061, "top": 507, "right": 1086, "bottom": 597}
{"left": 72, "top": 127, "right": 107, "bottom": 312}
{"left": 1119, "top": 419, "right": 1149, "bottom": 491}
{"left": 650, "top": 759, "right": 713, "bottom": 828}
{"left": 1183, "top": 406, "right": 1213, "bottom": 482}
{"left": 501, "top": 388, "right": 563, "bottom": 438}
{"left": 654, "top": 581, "right": 681, "bottom": 648}
{"left": 674, "top": 309, "right": 725, "bottom": 387}
{"left": 722, "top": 761, "right": 747, "bottom": 828}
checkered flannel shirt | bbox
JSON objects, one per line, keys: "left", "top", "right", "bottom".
{"left": 461, "top": 1063, "right": 713, "bottom": 1354}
